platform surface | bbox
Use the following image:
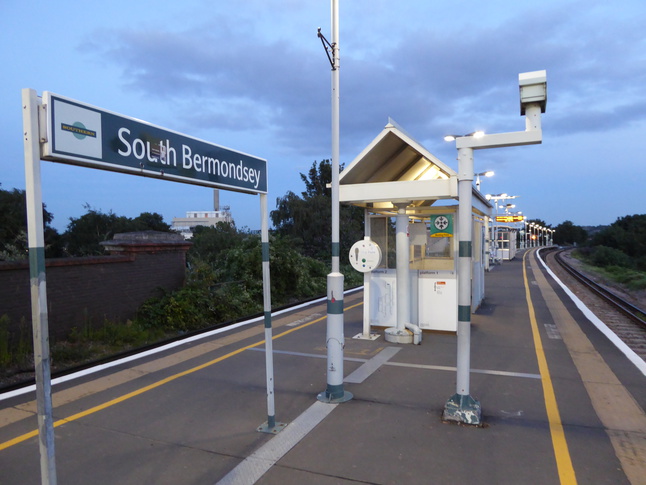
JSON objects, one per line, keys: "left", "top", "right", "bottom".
{"left": 1, "top": 248, "right": 645, "bottom": 484}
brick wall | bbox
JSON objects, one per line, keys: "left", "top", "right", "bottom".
{"left": 0, "top": 231, "right": 191, "bottom": 342}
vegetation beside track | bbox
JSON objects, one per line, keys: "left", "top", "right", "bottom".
{"left": 0, "top": 161, "right": 365, "bottom": 387}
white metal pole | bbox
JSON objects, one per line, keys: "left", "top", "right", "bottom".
{"left": 362, "top": 209, "right": 371, "bottom": 337}
{"left": 319, "top": 0, "right": 351, "bottom": 403}
{"left": 23, "top": 88, "right": 57, "bottom": 485}
{"left": 330, "top": 0, "right": 340, "bottom": 276}
{"left": 384, "top": 202, "right": 414, "bottom": 344}
{"left": 484, "top": 215, "right": 490, "bottom": 270}
{"left": 456, "top": 147, "right": 473, "bottom": 397}
{"left": 443, "top": 145, "right": 481, "bottom": 425}
{"left": 258, "top": 193, "right": 284, "bottom": 433}
{"left": 493, "top": 201, "right": 499, "bottom": 263}
{"left": 394, "top": 204, "right": 410, "bottom": 333}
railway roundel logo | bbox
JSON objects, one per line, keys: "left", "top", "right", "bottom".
{"left": 61, "top": 121, "right": 97, "bottom": 140}
{"left": 53, "top": 97, "right": 103, "bottom": 159}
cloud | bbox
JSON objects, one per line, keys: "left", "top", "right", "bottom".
{"left": 86, "top": 1, "right": 646, "bottom": 161}
{"left": 90, "top": 20, "right": 332, "bottom": 157}
{"left": 339, "top": 3, "right": 646, "bottom": 140}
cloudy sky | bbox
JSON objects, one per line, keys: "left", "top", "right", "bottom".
{"left": 2, "top": 0, "right": 645, "bottom": 233}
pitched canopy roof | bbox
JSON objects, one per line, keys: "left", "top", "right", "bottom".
{"left": 339, "top": 120, "right": 491, "bottom": 215}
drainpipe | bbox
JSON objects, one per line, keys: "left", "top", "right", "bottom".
{"left": 405, "top": 322, "right": 422, "bottom": 345}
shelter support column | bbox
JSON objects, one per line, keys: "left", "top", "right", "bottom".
{"left": 443, "top": 146, "right": 482, "bottom": 425}
{"left": 385, "top": 202, "right": 414, "bottom": 344}
{"left": 354, "top": 209, "right": 379, "bottom": 340}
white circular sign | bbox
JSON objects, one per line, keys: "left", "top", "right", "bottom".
{"left": 349, "top": 239, "right": 382, "bottom": 273}
{"left": 434, "top": 215, "right": 450, "bottom": 231}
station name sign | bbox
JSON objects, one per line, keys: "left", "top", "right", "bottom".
{"left": 495, "top": 215, "right": 524, "bottom": 223}
{"left": 41, "top": 92, "right": 267, "bottom": 194}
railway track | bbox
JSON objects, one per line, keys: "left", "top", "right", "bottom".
{"left": 544, "top": 247, "right": 646, "bottom": 361}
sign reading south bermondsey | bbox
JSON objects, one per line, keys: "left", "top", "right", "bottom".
{"left": 42, "top": 92, "right": 267, "bottom": 194}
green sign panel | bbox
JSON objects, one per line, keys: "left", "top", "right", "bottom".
{"left": 429, "top": 214, "right": 453, "bottom": 237}
{"left": 42, "top": 92, "right": 267, "bottom": 194}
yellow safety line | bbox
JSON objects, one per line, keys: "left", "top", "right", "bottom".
{"left": 523, "top": 250, "right": 577, "bottom": 485}
{"left": 0, "top": 302, "right": 362, "bottom": 451}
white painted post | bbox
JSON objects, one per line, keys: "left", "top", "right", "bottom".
{"left": 443, "top": 146, "right": 482, "bottom": 425}
{"left": 319, "top": 0, "right": 351, "bottom": 403}
{"left": 362, "top": 209, "right": 371, "bottom": 337}
{"left": 442, "top": 71, "right": 546, "bottom": 425}
{"left": 22, "top": 88, "right": 58, "bottom": 484}
{"left": 258, "top": 193, "right": 285, "bottom": 433}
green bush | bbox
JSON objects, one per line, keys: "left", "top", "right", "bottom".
{"left": 134, "top": 233, "right": 336, "bottom": 333}
{"left": 597, "top": 266, "right": 646, "bottom": 291}
{"left": 588, "top": 246, "right": 632, "bottom": 268}
{"left": 0, "top": 315, "right": 10, "bottom": 366}
{"left": 0, "top": 315, "right": 32, "bottom": 370}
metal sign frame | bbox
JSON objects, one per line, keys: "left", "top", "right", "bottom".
{"left": 22, "top": 89, "right": 277, "bottom": 485}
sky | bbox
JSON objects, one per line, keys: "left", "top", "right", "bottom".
{"left": 2, "top": 0, "right": 645, "bottom": 233}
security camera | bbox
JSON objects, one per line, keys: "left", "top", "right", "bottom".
{"left": 519, "top": 70, "right": 547, "bottom": 115}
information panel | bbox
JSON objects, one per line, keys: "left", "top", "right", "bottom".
{"left": 429, "top": 214, "right": 454, "bottom": 238}
{"left": 42, "top": 92, "right": 267, "bottom": 194}
{"left": 495, "top": 215, "right": 524, "bottom": 223}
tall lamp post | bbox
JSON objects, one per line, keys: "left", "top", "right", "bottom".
{"left": 475, "top": 170, "right": 494, "bottom": 192}
{"left": 529, "top": 222, "right": 538, "bottom": 248}
{"left": 317, "top": 0, "right": 352, "bottom": 404}
{"left": 442, "top": 71, "right": 547, "bottom": 425}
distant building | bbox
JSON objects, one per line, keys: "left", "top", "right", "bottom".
{"left": 171, "top": 190, "right": 233, "bottom": 239}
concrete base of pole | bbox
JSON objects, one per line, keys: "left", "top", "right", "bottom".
{"left": 257, "top": 421, "right": 287, "bottom": 435}
{"left": 384, "top": 327, "right": 414, "bottom": 344}
{"left": 317, "top": 390, "right": 353, "bottom": 403}
{"left": 442, "top": 393, "right": 482, "bottom": 425}
{"left": 353, "top": 332, "right": 381, "bottom": 340}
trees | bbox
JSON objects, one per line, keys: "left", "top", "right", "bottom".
{"left": 188, "top": 222, "right": 247, "bottom": 265}
{"left": 589, "top": 214, "right": 646, "bottom": 270}
{"left": 131, "top": 212, "right": 171, "bottom": 232}
{"left": 62, "top": 206, "right": 172, "bottom": 256}
{"left": 554, "top": 220, "right": 588, "bottom": 246}
{"left": 135, "top": 221, "right": 331, "bottom": 332}
{"left": 0, "top": 184, "right": 62, "bottom": 260}
{"left": 591, "top": 214, "right": 646, "bottom": 258}
{"left": 271, "top": 160, "right": 364, "bottom": 260}
{"left": 0, "top": 184, "right": 173, "bottom": 259}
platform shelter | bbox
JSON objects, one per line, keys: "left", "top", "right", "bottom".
{"left": 339, "top": 121, "right": 492, "bottom": 341}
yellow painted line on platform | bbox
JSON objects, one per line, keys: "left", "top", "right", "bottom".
{"left": 523, "top": 250, "right": 577, "bottom": 485}
{"left": 0, "top": 302, "right": 362, "bottom": 452}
